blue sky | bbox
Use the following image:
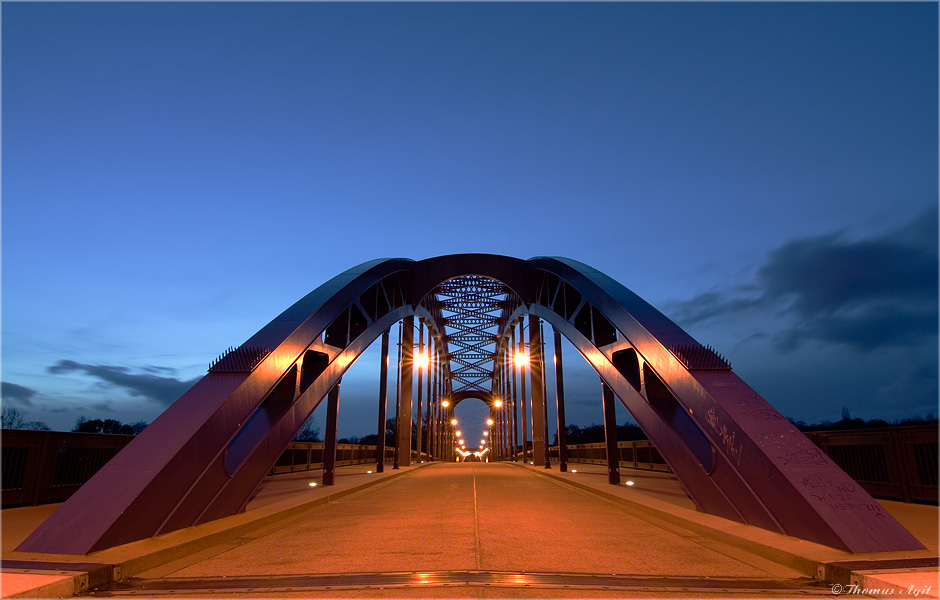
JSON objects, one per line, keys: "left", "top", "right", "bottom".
{"left": 2, "top": 2, "right": 937, "bottom": 440}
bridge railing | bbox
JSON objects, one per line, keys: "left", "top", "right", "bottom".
{"left": 270, "top": 441, "right": 395, "bottom": 474}
{"left": 548, "top": 440, "right": 671, "bottom": 472}
{"left": 803, "top": 425, "right": 937, "bottom": 504}
{"left": 2, "top": 429, "right": 135, "bottom": 508}
{"left": 549, "top": 425, "right": 937, "bottom": 504}
{"left": 5, "top": 426, "right": 936, "bottom": 507}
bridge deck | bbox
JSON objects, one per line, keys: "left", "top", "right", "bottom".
{"left": 2, "top": 462, "right": 937, "bottom": 598}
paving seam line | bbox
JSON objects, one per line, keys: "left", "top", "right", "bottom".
{"left": 2, "top": 463, "right": 434, "bottom": 598}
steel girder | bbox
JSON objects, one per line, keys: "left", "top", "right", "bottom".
{"left": 19, "top": 254, "right": 921, "bottom": 555}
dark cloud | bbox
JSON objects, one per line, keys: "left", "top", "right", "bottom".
{"left": 670, "top": 208, "right": 938, "bottom": 352}
{"left": 2, "top": 382, "right": 37, "bottom": 407}
{"left": 47, "top": 360, "right": 198, "bottom": 406}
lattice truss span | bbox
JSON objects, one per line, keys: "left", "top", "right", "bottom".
{"left": 433, "top": 276, "right": 508, "bottom": 394}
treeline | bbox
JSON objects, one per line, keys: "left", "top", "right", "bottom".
{"left": 553, "top": 412, "right": 938, "bottom": 446}
{"left": 72, "top": 416, "right": 148, "bottom": 435}
{"left": 788, "top": 412, "right": 937, "bottom": 432}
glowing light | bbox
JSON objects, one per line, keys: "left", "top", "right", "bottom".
{"left": 493, "top": 399, "right": 504, "bottom": 408}
{"left": 308, "top": 482, "right": 318, "bottom": 487}
{"left": 442, "top": 400, "right": 450, "bottom": 408}
{"left": 415, "top": 353, "right": 429, "bottom": 368}
{"left": 450, "top": 418, "right": 458, "bottom": 426}
{"left": 625, "top": 481, "right": 635, "bottom": 486}
{"left": 571, "top": 469, "right": 577, "bottom": 473}
{"left": 483, "top": 431, "right": 489, "bottom": 436}
{"left": 480, "top": 439, "right": 486, "bottom": 445}
{"left": 514, "top": 352, "right": 528, "bottom": 367}
{"left": 367, "top": 470, "right": 372, "bottom": 474}
{"left": 459, "top": 439, "right": 465, "bottom": 445}
{"left": 486, "top": 418, "right": 494, "bottom": 426}
{"left": 456, "top": 430, "right": 462, "bottom": 436}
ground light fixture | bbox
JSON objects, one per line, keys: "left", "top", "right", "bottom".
{"left": 625, "top": 481, "right": 635, "bottom": 486}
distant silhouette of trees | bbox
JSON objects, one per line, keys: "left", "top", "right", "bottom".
{"left": 2, "top": 407, "right": 50, "bottom": 431}
{"left": 554, "top": 422, "right": 648, "bottom": 445}
{"left": 295, "top": 414, "right": 322, "bottom": 442}
{"left": 551, "top": 412, "right": 939, "bottom": 446}
{"left": 72, "top": 416, "right": 148, "bottom": 435}
{"left": 788, "top": 412, "right": 937, "bottom": 432}
{"left": 357, "top": 418, "right": 396, "bottom": 447}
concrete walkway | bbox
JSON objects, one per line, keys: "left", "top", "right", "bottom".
{"left": 2, "top": 461, "right": 937, "bottom": 598}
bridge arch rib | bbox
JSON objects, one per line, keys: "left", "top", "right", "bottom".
{"left": 19, "top": 254, "right": 921, "bottom": 555}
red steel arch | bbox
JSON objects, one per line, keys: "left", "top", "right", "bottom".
{"left": 19, "top": 254, "right": 921, "bottom": 555}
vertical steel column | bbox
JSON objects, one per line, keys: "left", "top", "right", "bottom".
{"left": 602, "top": 381, "right": 621, "bottom": 485}
{"left": 540, "top": 320, "right": 550, "bottom": 469}
{"left": 322, "top": 382, "right": 341, "bottom": 486}
{"left": 529, "top": 315, "right": 546, "bottom": 468}
{"left": 398, "top": 316, "right": 414, "bottom": 467}
{"left": 553, "top": 328, "right": 568, "bottom": 473}
{"left": 510, "top": 329, "right": 518, "bottom": 461}
{"left": 415, "top": 322, "right": 424, "bottom": 463}
{"left": 376, "top": 330, "right": 390, "bottom": 473}
{"left": 393, "top": 320, "right": 402, "bottom": 470}
{"left": 517, "top": 322, "right": 528, "bottom": 463}
{"left": 425, "top": 333, "right": 432, "bottom": 461}
{"left": 429, "top": 339, "right": 436, "bottom": 461}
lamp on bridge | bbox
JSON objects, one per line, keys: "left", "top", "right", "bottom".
{"left": 450, "top": 418, "right": 458, "bottom": 426}
{"left": 493, "top": 398, "right": 503, "bottom": 408}
{"left": 415, "top": 353, "right": 429, "bottom": 369}
{"left": 442, "top": 399, "right": 450, "bottom": 408}
{"left": 486, "top": 418, "right": 494, "bottom": 426}
{"left": 514, "top": 352, "right": 528, "bottom": 367}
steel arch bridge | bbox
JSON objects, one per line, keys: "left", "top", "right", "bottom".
{"left": 20, "top": 255, "right": 922, "bottom": 555}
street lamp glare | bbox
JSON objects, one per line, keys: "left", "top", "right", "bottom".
{"left": 514, "top": 352, "right": 527, "bottom": 367}
{"left": 486, "top": 418, "right": 494, "bottom": 426}
{"left": 442, "top": 399, "right": 450, "bottom": 408}
{"left": 415, "top": 353, "right": 429, "bottom": 368}
{"left": 493, "top": 399, "right": 503, "bottom": 408}
{"left": 450, "top": 418, "right": 458, "bottom": 426}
